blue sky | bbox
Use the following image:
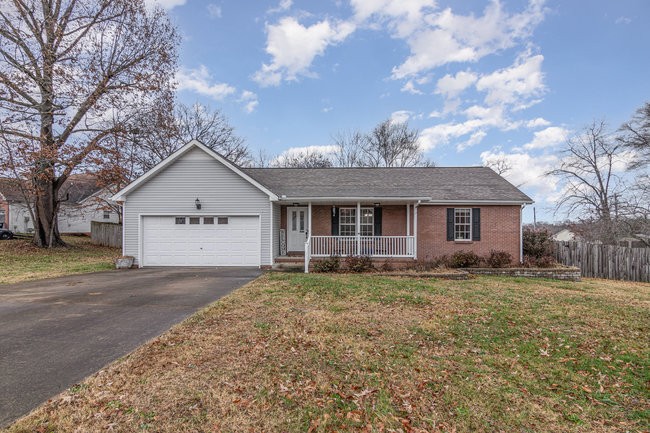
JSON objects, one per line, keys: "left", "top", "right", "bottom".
{"left": 148, "top": 0, "right": 648, "bottom": 222}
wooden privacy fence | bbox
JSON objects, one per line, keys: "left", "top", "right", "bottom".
{"left": 554, "top": 241, "right": 650, "bottom": 282}
{"left": 91, "top": 221, "right": 122, "bottom": 248}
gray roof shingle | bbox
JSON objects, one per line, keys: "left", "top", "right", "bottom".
{"left": 243, "top": 167, "right": 533, "bottom": 203}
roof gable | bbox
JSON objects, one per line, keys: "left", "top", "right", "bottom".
{"left": 111, "top": 140, "right": 278, "bottom": 202}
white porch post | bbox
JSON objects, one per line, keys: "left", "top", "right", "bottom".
{"left": 308, "top": 202, "right": 312, "bottom": 237}
{"left": 413, "top": 201, "right": 419, "bottom": 259}
{"left": 356, "top": 201, "right": 361, "bottom": 255}
{"left": 406, "top": 204, "right": 410, "bottom": 236}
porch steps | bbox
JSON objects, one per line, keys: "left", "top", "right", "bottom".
{"left": 272, "top": 255, "right": 305, "bottom": 271}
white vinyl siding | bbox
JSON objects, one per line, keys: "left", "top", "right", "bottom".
{"left": 122, "top": 147, "right": 272, "bottom": 266}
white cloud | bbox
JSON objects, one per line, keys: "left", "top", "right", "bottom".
{"left": 144, "top": 0, "right": 186, "bottom": 10}
{"left": 391, "top": 110, "right": 412, "bottom": 123}
{"left": 615, "top": 16, "right": 631, "bottom": 25}
{"left": 401, "top": 80, "right": 423, "bottom": 95}
{"left": 480, "top": 149, "right": 559, "bottom": 201}
{"left": 392, "top": 0, "right": 547, "bottom": 78}
{"left": 526, "top": 117, "right": 551, "bottom": 128}
{"left": 268, "top": 0, "right": 293, "bottom": 14}
{"left": 350, "top": 0, "right": 436, "bottom": 37}
{"left": 522, "top": 126, "right": 569, "bottom": 150}
{"left": 176, "top": 65, "right": 236, "bottom": 100}
{"left": 272, "top": 144, "right": 339, "bottom": 165}
{"left": 253, "top": 17, "right": 355, "bottom": 86}
{"left": 207, "top": 4, "right": 222, "bottom": 18}
{"left": 239, "top": 90, "right": 259, "bottom": 113}
{"left": 457, "top": 130, "right": 487, "bottom": 152}
{"left": 435, "top": 70, "right": 478, "bottom": 98}
{"left": 475, "top": 52, "right": 546, "bottom": 106}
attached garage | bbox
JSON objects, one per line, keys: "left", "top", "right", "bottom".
{"left": 113, "top": 140, "right": 278, "bottom": 268}
{"left": 141, "top": 215, "right": 260, "bottom": 267}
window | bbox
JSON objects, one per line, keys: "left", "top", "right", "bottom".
{"left": 217, "top": 217, "right": 229, "bottom": 225}
{"left": 360, "top": 208, "right": 374, "bottom": 236}
{"left": 103, "top": 210, "right": 111, "bottom": 219}
{"left": 189, "top": 217, "right": 200, "bottom": 225}
{"left": 203, "top": 217, "right": 214, "bottom": 224}
{"left": 339, "top": 208, "right": 374, "bottom": 236}
{"left": 175, "top": 217, "right": 186, "bottom": 225}
{"left": 454, "top": 208, "right": 471, "bottom": 241}
{"left": 339, "top": 208, "right": 355, "bottom": 236}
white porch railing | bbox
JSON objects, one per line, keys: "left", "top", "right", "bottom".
{"left": 310, "top": 236, "right": 415, "bottom": 258}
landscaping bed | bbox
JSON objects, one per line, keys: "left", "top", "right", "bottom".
{"left": 7, "top": 274, "right": 649, "bottom": 432}
{"left": 0, "top": 236, "right": 119, "bottom": 285}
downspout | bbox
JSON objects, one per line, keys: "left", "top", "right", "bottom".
{"left": 520, "top": 204, "right": 525, "bottom": 264}
{"left": 414, "top": 200, "right": 420, "bottom": 259}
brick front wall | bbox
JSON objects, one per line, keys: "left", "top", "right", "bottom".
{"left": 417, "top": 205, "right": 521, "bottom": 263}
{"left": 279, "top": 204, "right": 521, "bottom": 262}
{"left": 282, "top": 205, "right": 414, "bottom": 237}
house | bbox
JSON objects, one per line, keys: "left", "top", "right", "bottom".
{"left": 112, "top": 140, "right": 533, "bottom": 271}
{"left": 0, "top": 175, "right": 120, "bottom": 234}
{"left": 552, "top": 228, "right": 577, "bottom": 242}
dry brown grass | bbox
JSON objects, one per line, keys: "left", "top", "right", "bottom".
{"left": 0, "top": 236, "right": 119, "bottom": 285}
{"left": 5, "top": 274, "right": 649, "bottom": 432}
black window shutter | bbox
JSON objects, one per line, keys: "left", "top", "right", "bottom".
{"left": 472, "top": 208, "right": 481, "bottom": 241}
{"left": 331, "top": 207, "right": 339, "bottom": 236}
{"left": 374, "top": 207, "right": 382, "bottom": 236}
{"left": 446, "top": 208, "right": 454, "bottom": 241}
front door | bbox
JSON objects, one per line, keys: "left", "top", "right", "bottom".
{"left": 287, "top": 207, "right": 308, "bottom": 252}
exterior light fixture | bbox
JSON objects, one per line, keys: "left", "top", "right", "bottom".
{"left": 293, "top": 202, "right": 300, "bottom": 206}
{"left": 374, "top": 202, "right": 380, "bottom": 207}
{"left": 195, "top": 198, "right": 201, "bottom": 210}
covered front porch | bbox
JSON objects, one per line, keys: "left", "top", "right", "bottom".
{"left": 277, "top": 199, "right": 424, "bottom": 272}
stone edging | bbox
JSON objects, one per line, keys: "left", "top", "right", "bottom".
{"left": 462, "top": 267, "right": 581, "bottom": 281}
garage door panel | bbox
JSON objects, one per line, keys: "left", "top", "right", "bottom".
{"left": 142, "top": 216, "right": 260, "bottom": 267}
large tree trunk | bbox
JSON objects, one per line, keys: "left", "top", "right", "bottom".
{"left": 32, "top": 177, "right": 64, "bottom": 247}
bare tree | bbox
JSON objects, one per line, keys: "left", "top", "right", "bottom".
{"left": 331, "top": 119, "right": 433, "bottom": 167}
{"left": 0, "top": 0, "right": 178, "bottom": 247}
{"left": 132, "top": 102, "right": 251, "bottom": 172}
{"left": 363, "top": 119, "right": 424, "bottom": 167}
{"left": 547, "top": 121, "right": 625, "bottom": 244}
{"left": 272, "top": 150, "right": 333, "bottom": 168}
{"left": 331, "top": 130, "right": 367, "bottom": 167}
{"left": 619, "top": 102, "right": 650, "bottom": 170}
{"left": 484, "top": 156, "right": 512, "bottom": 176}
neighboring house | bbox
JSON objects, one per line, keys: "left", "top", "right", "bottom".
{"left": 552, "top": 228, "right": 577, "bottom": 242}
{"left": 0, "top": 175, "right": 120, "bottom": 234}
{"left": 112, "top": 140, "right": 533, "bottom": 270}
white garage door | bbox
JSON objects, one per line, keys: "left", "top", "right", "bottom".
{"left": 142, "top": 215, "right": 260, "bottom": 267}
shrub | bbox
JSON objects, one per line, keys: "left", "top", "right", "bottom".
{"left": 313, "top": 256, "right": 340, "bottom": 273}
{"left": 535, "top": 255, "right": 557, "bottom": 268}
{"left": 379, "top": 260, "right": 394, "bottom": 272}
{"left": 449, "top": 250, "right": 481, "bottom": 268}
{"left": 344, "top": 255, "right": 374, "bottom": 273}
{"left": 523, "top": 255, "right": 557, "bottom": 268}
{"left": 523, "top": 228, "right": 554, "bottom": 259}
{"left": 486, "top": 250, "right": 513, "bottom": 268}
{"left": 406, "top": 256, "right": 450, "bottom": 272}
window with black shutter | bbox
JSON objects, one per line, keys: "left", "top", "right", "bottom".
{"left": 446, "top": 207, "right": 481, "bottom": 241}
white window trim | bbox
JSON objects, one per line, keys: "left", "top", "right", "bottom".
{"left": 339, "top": 207, "right": 374, "bottom": 236}
{"left": 454, "top": 208, "right": 472, "bottom": 242}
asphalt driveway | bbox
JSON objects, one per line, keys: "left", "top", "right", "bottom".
{"left": 0, "top": 267, "right": 261, "bottom": 427}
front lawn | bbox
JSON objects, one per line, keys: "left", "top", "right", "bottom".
{"left": 0, "top": 236, "right": 119, "bottom": 285}
{"left": 7, "top": 274, "right": 649, "bottom": 432}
